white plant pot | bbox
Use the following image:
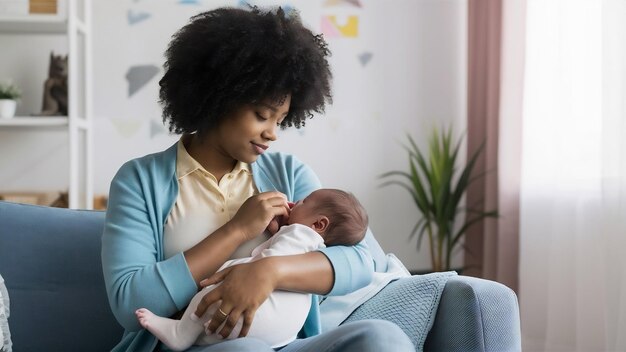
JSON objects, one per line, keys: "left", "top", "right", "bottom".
{"left": 0, "top": 99, "right": 17, "bottom": 119}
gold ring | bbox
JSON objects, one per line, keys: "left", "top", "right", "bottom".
{"left": 218, "top": 308, "right": 228, "bottom": 317}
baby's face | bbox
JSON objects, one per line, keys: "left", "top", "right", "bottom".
{"left": 287, "top": 189, "right": 329, "bottom": 227}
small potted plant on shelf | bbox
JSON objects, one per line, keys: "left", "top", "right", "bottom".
{"left": 0, "top": 80, "right": 21, "bottom": 119}
{"left": 380, "top": 127, "right": 498, "bottom": 272}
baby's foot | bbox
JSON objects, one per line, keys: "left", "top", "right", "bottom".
{"left": 135, "top": 308, "right": 155, "bottom": 329}
{"left": 135, "top": 308, "right": 200, "bottom": 352}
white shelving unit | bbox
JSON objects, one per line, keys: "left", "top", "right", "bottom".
{"left": 0, "top": 0, "right": 93, "bottom": 209}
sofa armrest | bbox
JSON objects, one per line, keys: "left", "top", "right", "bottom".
{"left": 424, "top": 276, "right": 521, "bottom": 352}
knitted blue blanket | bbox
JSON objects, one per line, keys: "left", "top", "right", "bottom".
{"left": 343, "top": 271, "right": 457, "bottom": 351}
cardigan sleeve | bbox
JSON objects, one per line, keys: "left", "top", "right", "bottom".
{"left": 101, "top": 161, "right": 197, "bottom": 332}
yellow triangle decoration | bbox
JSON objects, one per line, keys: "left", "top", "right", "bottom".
{"left": 328, "top": 16, "right": 359, "bottom": 38}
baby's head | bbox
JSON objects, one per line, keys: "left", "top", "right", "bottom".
{"left": 287, "top": 189, "right": 369, "bottom": 246}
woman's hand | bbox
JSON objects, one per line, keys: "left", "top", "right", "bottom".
{"left": 266, "top": 201, "right": 295, "bottom": 235}
{"left": 185, "top": 192, "right": 289, "bottom": 287}
{"left": 194, "top": 258, "right": 278, "bottom": 338}
{"left": 231, "top": 191, "right": 290, "bottom": 241}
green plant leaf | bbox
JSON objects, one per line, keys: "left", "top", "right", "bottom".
{"left": 408, "top": 158, "right": 431, "bottom": 214}
{"left": 409, "top": 136, "right": 438, "bottom": 216}
{"left": 409, "top": 217, "right": 426, "bottom": 240}
{"left": 450, "top": 210, "right": 499, "bottom": 249}
{"left": 410, "top": 217, "right": 431, "bottom": 250}
{"left": 451, "top": 140, "right": 486, "bottom": 213}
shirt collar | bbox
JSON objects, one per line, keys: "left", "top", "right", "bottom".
{"left": 231, "top": 159, "right": 252, "bottom": 175}
{"left": 176, "top": 135, "right": 251, "bottom": 179}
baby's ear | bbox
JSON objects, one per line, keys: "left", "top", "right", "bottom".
{"left": 313, "top": 216, "right": 329, "bottom": 233}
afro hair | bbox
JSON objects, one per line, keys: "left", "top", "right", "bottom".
{"left": 159, "top": 6, "right": 333, "bottom": 136}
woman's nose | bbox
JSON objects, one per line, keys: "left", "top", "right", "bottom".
{"left": 262, "top": 123, "right": 278, "bottom": 141}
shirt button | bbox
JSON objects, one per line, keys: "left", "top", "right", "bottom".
{"left": 221, "top": 208, "right": 225, "bottom": 212}
{"left": 228, "top": 175, "right": 233, "bottom": 179}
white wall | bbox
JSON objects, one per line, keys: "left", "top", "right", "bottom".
{"left": 0, "top": 0, "right": 467, "bottom": 271}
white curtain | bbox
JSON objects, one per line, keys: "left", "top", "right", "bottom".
{"left": 520, "top": 0, "right": 626, "bottom": 351}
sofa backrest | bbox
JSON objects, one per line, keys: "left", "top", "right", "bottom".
{"left": 0, "top": 201, "right": 123, "bottom": 351}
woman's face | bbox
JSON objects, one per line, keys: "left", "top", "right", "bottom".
{"left": 212, "top": 95, "right": 291, "bottom": 164}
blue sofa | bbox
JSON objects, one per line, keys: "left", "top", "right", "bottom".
{"left": 0, "top": 201, "right": 521, "bottom": 351}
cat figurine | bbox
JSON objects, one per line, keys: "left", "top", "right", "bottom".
{"left": 39, "top": 52, "right": 68, "bottom": 116}
{"left": 50, "top": 192, "right": 69, "bottom": 208}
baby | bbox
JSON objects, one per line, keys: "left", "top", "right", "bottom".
{"left": 135, "top": 188, "right": 369, "bottom": 350}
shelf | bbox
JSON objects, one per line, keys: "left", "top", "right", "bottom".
{"left": 0, "top": 0, "right": 93, "bottom": 209}
{"left": 0, "top": 116, "right": 68, "bottom": 127}
{"left": 0, "top": 14, "right": 68, "bottom": 34}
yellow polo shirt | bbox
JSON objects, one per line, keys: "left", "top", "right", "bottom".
{"left": 163, "top": 137, "right": 268, "bottom": 259}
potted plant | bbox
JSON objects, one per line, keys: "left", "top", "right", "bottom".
{"left": 0, "top": 80, "right": 22, "bottom": 119}
{"left": 381, "top": 127, "right": 497, "bottom": 272}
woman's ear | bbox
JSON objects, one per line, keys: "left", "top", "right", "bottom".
{"left": 313, "top": 216, "right": 329, "bottom": 234}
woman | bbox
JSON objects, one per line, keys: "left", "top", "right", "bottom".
{"left": 101, "top": 6, "right": 414, "bottom": 352}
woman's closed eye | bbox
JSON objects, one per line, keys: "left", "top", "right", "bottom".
{"left": 255, "top": 112, "right": 268, "bottom": 121}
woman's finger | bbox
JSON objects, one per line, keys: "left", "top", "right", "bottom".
{"left": 265, "top": 195, "right": 289, "bottom": 208}
{"left": 194, "top": 289, "right": 221, "bottom": 318}
{"left": 206, "top": 304, "right": 231, "bottom": 333}
{"left": 265, "top": 199, "right": 290, "bottom": 218}
{"left": 266, "top": 218, "right": 280, "bottom": 235}
{"left": 218, "top": 307, "right": 243, "bottom": 338}
{"left": 238, "top": 309, "right": 257, "bottom": 337}
{"left": 256, "top": 191, "right": 287, "bottom": 201}
{"left": 267, "top": 206, "right": 291, "bottom": 234}
{"left": 200, "top": 267, "right": 232, "bottom": 288}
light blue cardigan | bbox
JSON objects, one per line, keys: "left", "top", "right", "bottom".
{"left": 101, "top": 143, "right": 378, "bottom": 352}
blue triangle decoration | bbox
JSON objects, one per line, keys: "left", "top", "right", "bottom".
{"left": 127, "top": 10, "right": 151, "bottom": 26}
{"left": 358, "top": 52, "right": 373, "bottom": 66}
{"left": 150, "top": 119, "right": 167, "bottom": 138}
{"left": 126, "top": 65, "right": 160, "bottom": 97}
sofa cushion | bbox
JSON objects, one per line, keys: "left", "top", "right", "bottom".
{"left": 0, "top": 202, "right": 123, "bottom": 351}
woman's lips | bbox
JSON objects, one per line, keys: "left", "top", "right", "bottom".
{"left": 252, "top": 142, "right": 268, "bottom": 154}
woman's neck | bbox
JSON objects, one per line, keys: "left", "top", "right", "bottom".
{"left": 185, "top": 134, "right": 236, "bottom": 182}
